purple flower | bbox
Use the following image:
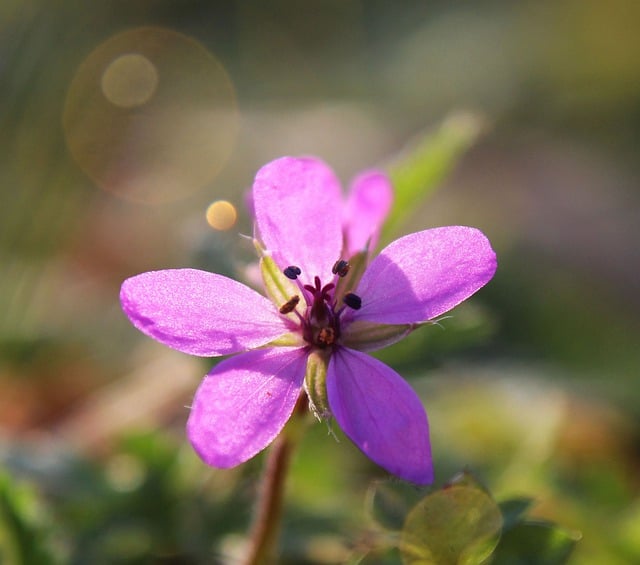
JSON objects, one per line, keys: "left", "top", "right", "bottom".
{"left": 120, "top": 157, "right": 496, "bottom": 484}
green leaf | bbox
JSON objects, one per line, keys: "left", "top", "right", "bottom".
{"left": 400, "top": 483, "right": 503, "bottom": 565}
{"left": 490, "top": 521, "right": 581, "bottom": 565}
{"left": 443, "top": 469, "right": 492, "bottom": 495}
{"left": 365, "top": 480, "right": 428, "bottom": 532}
{"left": 498, "top": 498, "right": 536, "bottom": 531}
{"left": 0, "top": 471, "right": 64, "bottom": 565}
{"left": 383, "top": 112, "right": 486, "bottom": 240}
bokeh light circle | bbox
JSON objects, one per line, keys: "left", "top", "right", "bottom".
{"left": 101, "top": 53, "right": 159, "bottom": 108}
{"left": 63, "top": 27, "right": 238, "bottom": 203}
{"left": 206, "top": 200, "right": 237, "bottom": 230}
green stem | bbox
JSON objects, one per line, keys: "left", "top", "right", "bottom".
{"left": 243, "top": 395, "right": 307, "bottom": 565}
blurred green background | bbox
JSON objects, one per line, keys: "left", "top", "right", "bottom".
{"left": 2, "top": 1, "right": 639, "bottom": 563}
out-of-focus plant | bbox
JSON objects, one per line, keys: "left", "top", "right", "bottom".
{"left": 355, "top": 472, "right": 579, "bottom": 565}
{"left": 0, "top": 471, "right": 65, "bottom": 564}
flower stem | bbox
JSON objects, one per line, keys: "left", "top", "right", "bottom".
{"left": 243, "top": 395, "right": 307, "bottom": 565}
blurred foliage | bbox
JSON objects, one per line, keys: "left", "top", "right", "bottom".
{"left": 399, "top": 473, "right": 503, "bottom": 565}
{"left": 2, "top": 0, "right": 640, "bottom": 563}
{"left": 360, "top": 472, "right": 578, "bottom": 565}
{"left": 0, "top": 471, "right": 64, "bottom": 564}
{"left": 383, "top": 112, "right": 487, "bottom": 242}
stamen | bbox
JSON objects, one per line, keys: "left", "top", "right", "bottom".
{"left": 332, "top": 260, "right": 350, "bottom": 277}
{"left": 283, "top": 266, "right": 302, "bottom": 280}
{"left": 343, "top": 293, "right": 362, "bottom": 310}
{"left": 279, "top": 295, "right": 300, "bottom": 314}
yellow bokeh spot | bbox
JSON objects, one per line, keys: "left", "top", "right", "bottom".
{"left": 104, "top": 454, "right": 146, "bottom": 492}
{"left": 206, "top": 200, "right": 237, "bottom": 230}
{"left": 101, "top": 53, "right": 159, "bottom": 108}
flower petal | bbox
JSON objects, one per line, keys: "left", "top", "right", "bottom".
{"left": 187, "top": 347, "right": 307, "bottom": 468}
{"left": 349, "top": 226, "right": 497, "bottom": 324}
{"left": 343, "top": 170, "right": 393, "bottom": 257}
{"left": 327, "top": 348, "right": 433, "bottom": 484}
{"left": 253, "top": 156, "right": 343, "bottom": 284}
{"left": 120, "top": 269, "right": 289, "bottom": 356}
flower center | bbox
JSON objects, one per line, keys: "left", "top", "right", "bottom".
{"left": 282, "top": 262, "right": 361, "bottom": 349}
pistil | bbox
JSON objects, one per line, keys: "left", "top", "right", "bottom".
{"left": 281, "top": 264, "right": 362, "bottom": 350}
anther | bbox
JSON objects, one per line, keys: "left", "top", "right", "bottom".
{"left": 279, "top": 295, "right": 300, "bottom": 314}
{"left": 283, "top": 266, "right": 302, "bottom": 280}
{"left": 332, "top": 260, "right": 350, "bottom": 277}
{"left": 343, "top": 293, "right": 362, "bottom": 310}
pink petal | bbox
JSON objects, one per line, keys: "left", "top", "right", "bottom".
{"left": 349, "top": 226, "right": 497, "bottom": 325}
{"left": 343, "top": 170, "right": 393, "bottom": 257}
{"left": 187, "top": 347, "right": 307, "bottom": 468}
{"left": 327, "top": 348, "right": 433, "bottom": 484}
{"left": 253, "top": 156, "right": 343, "bottom": 284}
{"left": 120, "top": 269, "right": 289, "bottom": 356}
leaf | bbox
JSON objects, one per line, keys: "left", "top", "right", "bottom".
{"left": 443, "top": 469, "right": 492, "bottom": 495}
{"left": 490, "top": 521, "right": 581, "bottom": 565}
{"left": 365, "top": 480, "right": 428, "bottom": 532}
{"left": 0, "top": 471, "right": 64, "bottom": 565}
{"left": 400, "top": 483, "right": 503, "bottom": 565}
{"left": 383, "top": 112, "right": 487, "bottom": 240}
{"left": 498, "top": 498, "right": 536, "bottom": 531}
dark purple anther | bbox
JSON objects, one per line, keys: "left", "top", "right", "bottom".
{"left": 332, "top": 260, "right": 350, "bottom": 277}
{"left": 284, "top": 266, "right": 302, "bottom": 280}
{"left": 343, "top": 293, "right": 362, "bottom": 310}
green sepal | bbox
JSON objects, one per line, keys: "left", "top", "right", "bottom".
{"left": 304, "top": 349, "right": 331, "bottom": 421}
{"left": 333, "top": 250, "right": 368, "bottom": 306}
{"left": 263, "top": 332, "right": 305, "bottom": 348}
{"left": 258, "top": 250, "right": 303, "bottom": 319}
{"left": 341, "top": 320, "right": 420, "bottom": 352}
